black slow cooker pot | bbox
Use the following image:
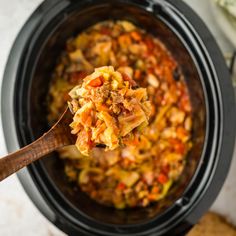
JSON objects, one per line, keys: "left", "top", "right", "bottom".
{"left": 1, "top": 0, "right": 236, "bottom": 235}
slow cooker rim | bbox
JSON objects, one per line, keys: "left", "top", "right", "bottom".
{"left": 1, "top": 0, "right": 235, "bottom": 235}
{"left": 23, "top": 1, "right": 224, "bottom": 231}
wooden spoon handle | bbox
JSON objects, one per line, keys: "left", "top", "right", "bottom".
{"left": 0, "top": 127, "right": 67, "bottom": 181}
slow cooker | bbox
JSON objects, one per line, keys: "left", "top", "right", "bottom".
{"left": 1, "top": 0, "right": 236, "bottom": 235}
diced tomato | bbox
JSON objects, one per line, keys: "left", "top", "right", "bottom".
{"left": 148, "top": 194, "right": 157, "bottom": 200}
{"left": 145, "top": 38, "right": 155, "bottom": 51}
{"left": 175, "top": 142, "right": 185, "bottom": 154}
{"left": 88, "top": 76, "right": 103, "bottom": 87}
{"left": 134, "top": 69, "right": 141, "bottom": 80}
{"left": 179, "top": 94, "right": 191, "bottom": 112}
{"left": 118, "top": 34, "right": 132, "bottom": 47}
{"left": 131, "top": 136, "right": 140, "bottom": 145}
{"left": 130, "top": 31, "right": 142, "bottom": 41}
{"left": 117, "top": 182, "right": 126, "bottom": 190}
{"left": 87, "top": 140, "right": 94, "bottom": 149}
{"left": 176, "top": 126, "right": 188, "bottom": 140}
{"left": 168, "top": 138, "right": 185, "bottom": 154}
{"left": 151, "top": 186, "right": 159, "bottom": 194}
{"left": 157, "top": 173, "right": 168, "bottom": 184}
{"left": 147, "top": 67, "right": 155, "bottom": 74}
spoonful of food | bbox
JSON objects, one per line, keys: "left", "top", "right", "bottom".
{"left": 0, "top": 66, "right": 151, "bottom": 181}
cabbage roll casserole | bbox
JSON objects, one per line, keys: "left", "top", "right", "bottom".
{"left": 48, "top": 20, "right": 193, "bottom": 209}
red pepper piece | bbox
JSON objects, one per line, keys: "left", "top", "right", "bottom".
{"left": 130, "top": 31, "right": 142, "bottom": 41}
{"left": 117, "top": 182, "right": 126, "bottom": 190}
{"left": 88, "top": 76, "right": 103, "bottom": 87}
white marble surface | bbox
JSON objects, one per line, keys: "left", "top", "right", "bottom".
{"left": 0, "top": 0, "right": 235, "bottom": 235}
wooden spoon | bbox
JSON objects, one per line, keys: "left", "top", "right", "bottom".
{"left": 0, "top": 108, "right": 75, "bottom": 181}
{"left": 0, "top": 74, "right": 140, "bottom": 181}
